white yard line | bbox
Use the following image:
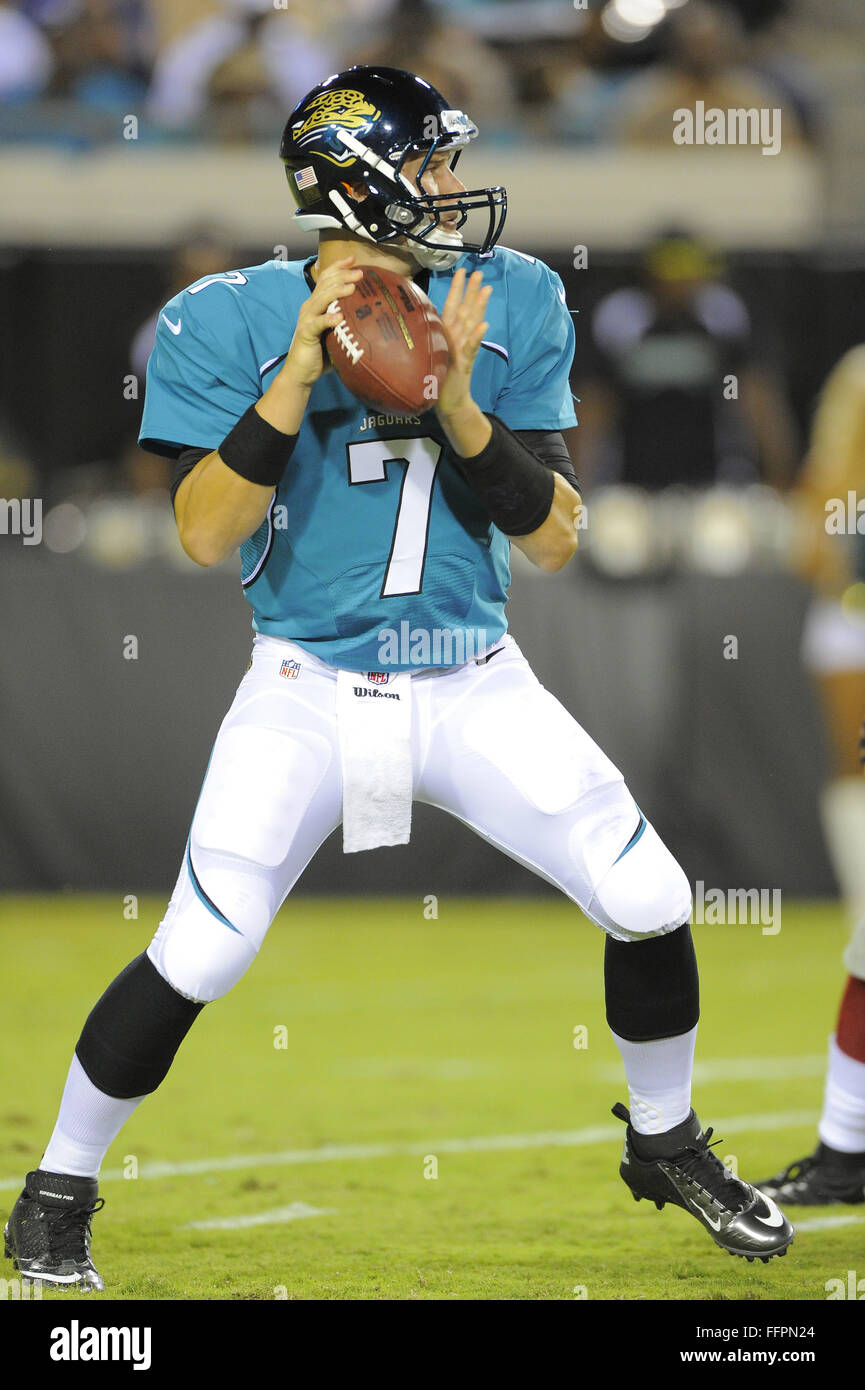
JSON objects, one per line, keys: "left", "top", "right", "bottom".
{"left": 0, "top": 1108, "right": 817, "bottom": 1191}
{"left": 793, "top": 1214, "right": 865, "bottom": 1233}
{"left": 183, "top": 1202, "right": 336, "bottom": 1231}
{"left": 594, "top": 1056, "right": 827, "bottom": 1084}
{"left": 330, "top": 1057, "right": 495, "bottom": 1079}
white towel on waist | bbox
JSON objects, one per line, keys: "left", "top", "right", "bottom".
{"left": 336, "top": 669, "right": 413, "bottom": 853}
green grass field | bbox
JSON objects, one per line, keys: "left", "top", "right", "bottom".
{"left": 1, "top": 895, "right": 860, "bottom": 1301}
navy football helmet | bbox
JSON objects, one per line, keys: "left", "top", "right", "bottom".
{"left": 279, "top": 66, "right": 507, "bottom": 270}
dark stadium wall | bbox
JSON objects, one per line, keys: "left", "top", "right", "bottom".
{"left": 2, "top": 248, "right": 865, "bottom": 481}
{"left": 0, "top": 547, "right": 835, "bottom": 897}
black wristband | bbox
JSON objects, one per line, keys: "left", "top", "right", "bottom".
{"left": 219, "top": 404, "right": 298, "bottom": 487}
{"left": 455, "top": 414, "right": 556, "bottom": 536}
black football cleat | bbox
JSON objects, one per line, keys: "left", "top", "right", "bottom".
{"left": 756, "top": 1142, "right": 865, "bottom": 1206}
{"left": 4, "top": 1169, "right": 105, "bottom": 1291}
{"left": 613, "top": 1102, "right": 794, "bottom": 1262}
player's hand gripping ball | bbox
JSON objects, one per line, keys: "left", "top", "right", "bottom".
{"left": 325, "top": 266, "right": 450, "bottom": 415}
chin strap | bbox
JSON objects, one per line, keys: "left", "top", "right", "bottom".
{"left": 405, "top": 223, "right": 466, "bottom": 271}
{"left": 327, "top": 187, "right": 378, "bottom": 243}
{"left": 409, "top": 241, "right": 465, "bottom": 271}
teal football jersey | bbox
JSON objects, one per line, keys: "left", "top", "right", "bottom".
{"left": 140, "top": 248, "right": 577, "bottom": 671}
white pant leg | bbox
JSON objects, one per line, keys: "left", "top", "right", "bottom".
{"left": 148, "top": 636, "right": 343, "bottom": 1001}
{"left": 415, "top": 638, "right": 692, "bottom": 941}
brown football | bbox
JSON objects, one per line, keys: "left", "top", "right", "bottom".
{"left": 324, "top": 265, "right": 450, "bottom": 415}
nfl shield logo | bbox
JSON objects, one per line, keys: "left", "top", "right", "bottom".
{"left": 280, "top": 659, "right": 301, "bottom": 680}
{"left": 368, "top": 671, "right": 390, "bottom": 685}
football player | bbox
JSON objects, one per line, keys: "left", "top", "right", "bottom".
{"left": 5, "top": 66, "right": 792, "bottom": 1291}
{"left": 758, "top": 348, "right": 865, "bottom": 1205}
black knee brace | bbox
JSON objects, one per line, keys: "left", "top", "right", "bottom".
{"left": 76, "top": 952, "right": 205, "bottom": 1099}
{"left": 604, "top": 924, "right": 699, "bottom": 1042}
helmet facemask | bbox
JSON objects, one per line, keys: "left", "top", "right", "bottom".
{"left": 376, "top": 137, "right": 507, "bottom": 270}
{"left": 289, "top": 116, "right": 506, "bottom": 271}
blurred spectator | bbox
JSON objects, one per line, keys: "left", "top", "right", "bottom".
{"left": 572, "top": 228, "right": 799, "bottom": 491}
{"left": 129, "top": 223, "right": 238, "bottom": 380}
{"left": 0, "top": 0, "right": 827, "bottom": 153}
{"left": 749, "top": 10, "right": 828, "bottom": 147}
{"left": 615, "top": 0, "right": 808, "bottom": 151}
{"left": 0, "top": 4, "right": 54, "bottom": 100}
{"left": 42, "top": 0, "right": 150, "bottom": 110}
{"left": 125, "top": 224, "right": 239, "bottom": 495}
{"left": 547, "top": 6, "right": 636, "bottom": 145}
{"left": 0, "top": 417, "right": 39, "bottom": 502}
{"left": 354, "top": 0, "right": 517, "bottom": 138}
{"left": 205, "top": 41, "right": 273, "bottom": 145}
{"left": 146, "top": 0, "right": 337, "bottom": 135}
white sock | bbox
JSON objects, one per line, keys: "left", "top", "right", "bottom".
{"left": 40, "top": 1054, "right": 145, "bottom": 1179}
{"left": 820, "top": 779, "right": 865, "bottom": 925}
{"left": 610, "top": 1025, "right": 697, "bottom": 1135}
{"left": 818, "top": 1035, "right": 865, "bottom": 1154}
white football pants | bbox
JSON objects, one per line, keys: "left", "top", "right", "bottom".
{"left": 148, "top": 633, "right": 693, "bottom": 1001}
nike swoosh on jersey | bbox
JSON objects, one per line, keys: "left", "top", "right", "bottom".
{"left": 557, "top": 285, "right": 567, "bottom": 304}
{"left": 161, "top": 313, "right": 182, "bottom": 335}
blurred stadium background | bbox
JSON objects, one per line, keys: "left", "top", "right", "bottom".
{"left": 0, "top": 0, "right": 863, "bottom": 904}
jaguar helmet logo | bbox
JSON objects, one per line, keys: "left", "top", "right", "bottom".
{"left": 294, "top": 89, "right": 381, "bottom": 145}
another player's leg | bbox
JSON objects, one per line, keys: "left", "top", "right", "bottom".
{"left": 754, "top": 659, "right": 865, "bottom": 1205}
{"left": 757, "top": 943, "right": 865, "bottom": 1206}
{"left": 417, "top": 637, "right": 793, "bottom": 1259}
{"left": 4, "top": 640, "right": 342, "bottom": 1291}
{"left": 806, "top": 653, "right": 865, "bottom": 929}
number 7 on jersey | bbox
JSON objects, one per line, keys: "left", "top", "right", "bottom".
{"left": 347, "top": 437, "right": 442, "bottom": 598}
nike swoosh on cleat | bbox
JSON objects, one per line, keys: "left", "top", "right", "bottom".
{"left": 161, "top": 313, "right": 182, "bottom": 335}
{"left": 754, "top": 1195, "right": 786, "bottom": 1228}
{"left": 686, "top": 1195, "right": 721, "bottom": 1230}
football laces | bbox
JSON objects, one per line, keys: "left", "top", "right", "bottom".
{"left": 327, "top": 302, "right": 365, "bottom": 366}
